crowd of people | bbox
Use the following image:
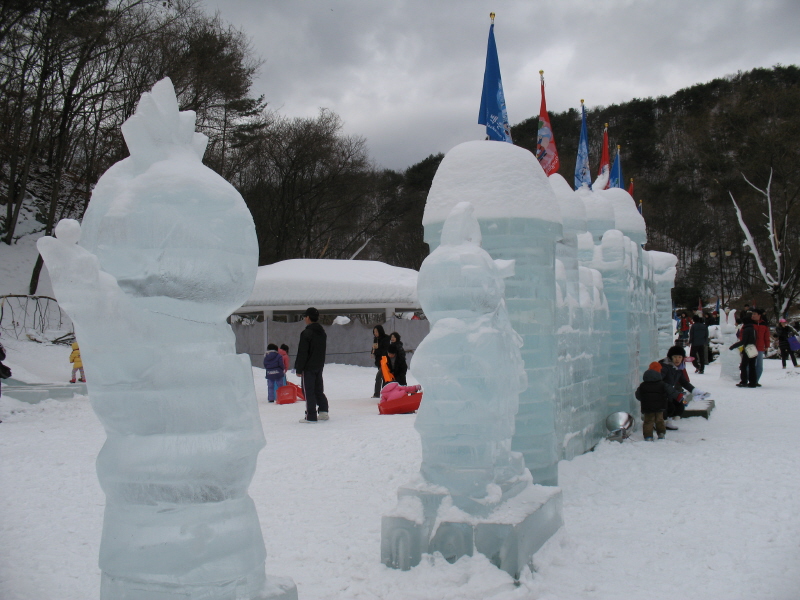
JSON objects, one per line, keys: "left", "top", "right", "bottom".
{"left": 637, "top": 305, "right": 799, "bottom": 441}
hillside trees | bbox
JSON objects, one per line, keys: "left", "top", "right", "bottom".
{"left": 511, "top": 66, "right": 800, "bottom": 313}
{"left": 0, "top": 0, "right": 265, "bottom": 292}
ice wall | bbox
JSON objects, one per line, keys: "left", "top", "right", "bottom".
{"left": 420, "top": 141, "right": 675, "bottom": 477}
{"left": 550, "top": 174, "right": 610, "bottom": 460}
{"left": 38, "top": 79, "right": 295, "bottom": 600}
{"left": 651, "top": 251, "right": 679, "bottom": 357}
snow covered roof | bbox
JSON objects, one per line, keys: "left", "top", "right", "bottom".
{"left": 238, "top": 259, "right": 419, "bottom": 311}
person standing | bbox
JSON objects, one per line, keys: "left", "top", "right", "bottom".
{"left": 774, "top": 318, "right": 799, "bottom": 369}
{"left": 677, "top": 312, "right": 690, "bottom": 344}
{"left": 688, "top": 315, "right": 709, "bottom": 374}
{"left": 69, "top": 342, "right": 86, "bottom": 383}
{"left": 371, "top": 325, "right": 391, "bottom": 398}
{"left": 295, "top": 307, "right": 329, "bottom": 423}
{"left": 752, "top": 309, "right": 771, "bottom": 385}
{"left": 263, "top": 344, "right": 285, "bottom": 403}
{"left": 278, "top": 343, "right": 291, "bottom": 386}
{"left": 730, "top": 313, "right": 758, "bottom": 388}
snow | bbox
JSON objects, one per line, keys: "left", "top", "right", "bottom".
{"left": 2, "top": 340, "right": 799, "bottom": 600}
{"left": 0, "top": 233, "right": 53, "bottom": 298}
{"left": 422, "top": 141, "right": 561, "bottom": 225}
{"left": 243, "top": 259, "right": 419, "bottom": 309}
{"left": 595, "top": 187, "right": 646, "bottom": 245}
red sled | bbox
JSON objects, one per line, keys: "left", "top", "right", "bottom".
{"left": 378, "top": 391, "right": 422, "bottom": 415}
{"left": 276, "top": 382, "right": 304, "bottom": 405}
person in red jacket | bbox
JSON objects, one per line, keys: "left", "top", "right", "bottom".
{"left": 752, "top": 309, "right": 771, "bottom": 385}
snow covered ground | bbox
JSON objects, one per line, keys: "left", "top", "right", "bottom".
{"left": 1, "top": 337, "right": 798, "bottom": 600}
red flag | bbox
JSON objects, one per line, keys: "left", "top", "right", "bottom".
{"left": 536, "top": 71, "right": 559, "bottom": 175}
{"left": 697, "top": 297, "right": 703, "bottom": 313}
{"left": 627, "top": 178, "right": 634, "bottom": 196}
{"left": 596, "top": 124, "right": 610, "bottom": 189}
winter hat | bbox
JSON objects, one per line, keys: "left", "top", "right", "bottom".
{"left": 779, "top": 318, "right": 787, "bottom": 323}
{"left": 667, "top": 345, "right": 686, "bottom": 358}
{"left": 648, "top": 361, "right": 662, "bottom": 372}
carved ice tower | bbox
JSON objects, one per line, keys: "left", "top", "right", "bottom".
{"left": 38, "top": 79, "right": 296, "bottom": 600}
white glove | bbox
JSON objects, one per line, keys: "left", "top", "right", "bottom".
{"left": 692, "top": 388, "right": 710, "bottom": 400}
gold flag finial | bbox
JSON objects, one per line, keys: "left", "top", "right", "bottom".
{"left": 580, "top": 99, "right": 584, "bottom": 104}
{"left": 604, "top": 123, "right": 608, "bottom": 128}
{"left": 490, "top": 12, "right": 495, "bottom": 23}
{"left": 539, "top": 69, "right": 544, "bottom": 75}
{"left": 617, "top": 144, "right": 621, "bottom": 150}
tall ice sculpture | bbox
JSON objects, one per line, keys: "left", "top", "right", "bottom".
{"left": 381, "top": 201, "right": 563, "bottom": 577}
{"left": 37, "top": 79, "right": 296, "bottom": 600}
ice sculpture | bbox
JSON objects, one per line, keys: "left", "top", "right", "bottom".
{"left": 718, "top": 309, "right": 741, "bottom": 381}
{"left": 37, "top": 79, "right": 296, "bottom": 600}
{"left": 381, "top": 201, "right": 562, "bottom": 577}
{"left": 422, "top": 140, "right": 563, "bottom": 486}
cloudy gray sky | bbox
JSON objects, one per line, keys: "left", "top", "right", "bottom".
{"left": 200, "top": 0, "right": 800, "bottom": 171}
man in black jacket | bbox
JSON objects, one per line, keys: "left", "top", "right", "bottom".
{"left": 295, "top": 307, "right": 329, "bottom": 423}
{"left": 688, "top": 314, "right": 710, "bottom": 374}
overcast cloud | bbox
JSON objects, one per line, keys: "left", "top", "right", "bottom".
{"left": 199, "top": 0, "right": 800, "bottom": 171}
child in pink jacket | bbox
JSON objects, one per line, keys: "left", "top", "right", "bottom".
{"left": 379, "top": 381, "right": 421, "bottom": 404}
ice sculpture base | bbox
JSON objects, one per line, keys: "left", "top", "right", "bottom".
{"left": 100, "top": 572, "right": 298, "bottom": 600}
{"left": 381, "top": 481, "right": 562, "bottom": 578}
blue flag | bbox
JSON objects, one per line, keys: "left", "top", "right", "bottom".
{"left": 609, "top": 148, "right": 623, "bottom": 188}
{"left": 574, "top": 102, "right": 591, "bottom": 189}
{"left": 478, "top": 24, "right": 512, "bottom": 143}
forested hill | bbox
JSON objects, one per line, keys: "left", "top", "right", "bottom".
{"left": 478, "top": 66, "right": 800, "bottom": 307}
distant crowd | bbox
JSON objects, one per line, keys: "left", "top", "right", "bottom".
{"left": 635, "top": 305, "right": 799, "bottom": 441}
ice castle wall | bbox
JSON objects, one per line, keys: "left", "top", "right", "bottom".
{"left": 421, "top": 141, "right": 676, "bottom": 485}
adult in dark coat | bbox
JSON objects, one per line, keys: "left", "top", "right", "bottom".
{"left": 295, "top": 307, "right": 329, "bottom": 422}
{"left": 386, "top": 343, "right": 408, "bottom": 386}
{"left": 659, "top": 345, "right": 703, "bottom": 430}
{"left": 729, "top": 314, "right": 758, "bottom": 387}
{"left": 371, "top": 324, "right": 391, "bottom": 397}
{"left": 688, "top": 314, "right": 710, "bottom": 374}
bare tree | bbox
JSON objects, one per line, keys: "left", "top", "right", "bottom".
{"left": 730, "top": 170, "right": 800, "bottom": 318}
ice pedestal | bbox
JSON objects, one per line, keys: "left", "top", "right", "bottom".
{"left": 37, "top": 79, "right": 295, "bottom": 600}
{"left": 381, "top": 478, "right": 562, "bottom": 578}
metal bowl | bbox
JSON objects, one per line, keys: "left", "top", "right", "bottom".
{"left": 605, "top": 412, "right": 635, "bottom": 442}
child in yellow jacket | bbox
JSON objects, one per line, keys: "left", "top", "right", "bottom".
{"left": 69, "top": 342, "right": 85, "bottom": 383}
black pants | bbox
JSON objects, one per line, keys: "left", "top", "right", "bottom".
{"left": 779, "top": 346, "right": 798, "bottom": 368}
{"left": 666, "top": 398, "right": 685, "bottom": 419}
{"left": 301, "top": 369, "right": 328, "bottom": 421}
{"left": 374, "top": 370, "right": 384, "bottom": 397}
{"left": 739, "top": 354, "right": 757, "bottom": 386}
{"left": 690, "top": 345, "right": 705, "bottom": 372}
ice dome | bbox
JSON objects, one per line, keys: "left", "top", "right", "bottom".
{"left": 596, "top": 187, "right": 646, "bottom": 245}
{"left": 549, "top": 173, "right": 587, "bottom": 234}
{"left": 422, "top": 140, "right": 561, "bottom": 226}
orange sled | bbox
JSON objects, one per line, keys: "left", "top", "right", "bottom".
{"left": 276, "top": 382, "right": 304, "bottom": 405}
